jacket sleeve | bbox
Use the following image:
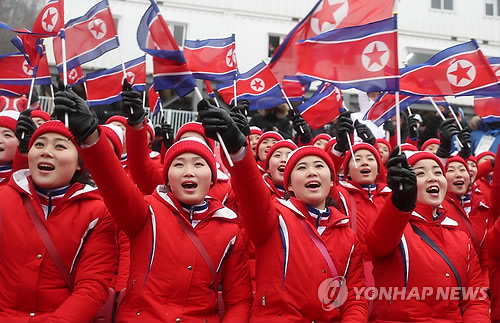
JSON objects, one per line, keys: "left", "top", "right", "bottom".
{"left": 220, "top": 231, "right": 253, "bottom": 323}
{"left": 115, "top": 230, "right": 130, "bottom": 291}
{"left": 326, "top": 146, "right": 345, "bottom": 175}
{"left": 126, "top": 122, "right": 164, "bottom": 195}
{"left": 490, "top": 144, "right": 500, "bottom": 221}
{"left": 339, "top": 238, "right": 369, "bottom": 322}
{"left": 460, "top": 240, "right": 490, "bottom": 322}
{"left": 12, "top": 149, "right": 28, "bottom": 171}
{"left": 366, "top": 196, "right": 412, "bottom": 258}
{"left": 226, "top": 147, "right": 277, "bottom": 247}
{"left": 40, "top": 210, "right": 118, "bottom": 323}
{"left": 79, "top": 128, "right": 150, "bottom": 238}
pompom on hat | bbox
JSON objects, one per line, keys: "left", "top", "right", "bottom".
{"left": 283, "top": 146, "right": 335, "bottom": 189}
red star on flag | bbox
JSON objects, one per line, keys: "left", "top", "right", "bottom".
{"left": 364, "top": 43, "right": 387, "bottom": 68}
{"left": 90, "top": 21, "right": 104, "bottom": 36}
{"left": 43, "top": 9, "right": 57, "bottom": 28}
{"left": 312, "top": 1, "right": 344, "bottom": 27}
{"left": 252, "top": 79, "right": 264, "bottom": 91}
{"left": 449, "top": 62, "right": 472, "bottom": 84}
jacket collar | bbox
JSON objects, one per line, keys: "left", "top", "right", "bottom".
{"left": 263, "top": 173, "right": 286, "bottom": 199}
{"left": 340, "top": 180, "right": 391, "bottom": 196}
{"left": 276, "top": 197, "right": 349, "bottom": 227}
{"left": 410, "top": 202, "right": 458, "bottom": 227}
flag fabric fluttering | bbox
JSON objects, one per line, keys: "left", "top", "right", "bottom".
{"left": 0, "top": 53, "right": 37, "bottom": 85}
{"left": 282, "top": 75, "right": 308, "bottom": 102}
{"left": 400, "top": 40, "right": 500, "bottom": 97}
{"left": 11, "top": 34, "right": 45, "bottom": 68}
{"left": 417, "top": 96, "right": 448, "bottom": 106}
{"left": 63, "top": 66, "right": 85, "bottom": 86}
{"left": 269, "top": 0, "right": 395, "bottom": 84}
{"left": 0, "top": 84, "right": 31, "bottom": 98}
{"left": 32, "top": 0, "right": 65, "bottom": 36}
{"left": 137, "top": 0, "right": 196, "bottom": 97}
{"left": 204, "top": 80, "right": 216, "bottom": 99}
{"left": 296, "top": 82, "right": 343, "bottom": 129}
{"left": 296, "top": 16, "right": 399, "bottom": 92}
{"left": 149, "top": 84, "right": 162, "bottom": 116}
{"left": 125, "top": 56, "right": 147, "bottom": 92}
{"left": 85, "top": 64, "right": 123, "bottom": 106}
{"left": 474, "top": 97, "right": 500, "bottom": 122}
{"left": 184, "top": 35, "right": 237, "bottom": 82}
{"left": 53, "top": 0, "right": 119, "bottom": 73}
{"left": 488, "top": 57, "right": 500, "bottom": 79}
{"left": 363, "top": 92, "right": 421, "bottom": 127}
{"left": 34, "top": 55, "right": 52, "bottom": 85}
{"left": 217, "top": 61, "right": 284, "bottom": 110}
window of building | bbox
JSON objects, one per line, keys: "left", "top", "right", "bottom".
{"left": 167, "top": 22, "right": 186, "bottom": 47}
{"left": 431, "top": 0, "right": 453, "bottom": 10}
{"left": 486, "top": 0, "right": 500, "bottom": 16}
{"left": 268, "top": 34, "right": 285, "bottom": 58}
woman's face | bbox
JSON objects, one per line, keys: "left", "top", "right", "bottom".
{"left": 268, "top": 147, "right": 293, "bottom": 187}
{"left": 413, "top": 159, "right": 447, "bottom": 209}
{"left": 423, "top": 143, "right": 439, "bottom": 154}
{"left": 32, "top": 117, "right": 47, "bottom": 128}
{"left": 28, "top": 132, "right": 80, "bottom": 189}
{"left": 376, "top": 142, "right": 390, "bottom": 165}
{"left": 249, "top": 134, "right": 261, "bottom": 157}
{"left": 466, "top": 160, "right": 477, "bottom": 183}
{"left": 167, "top": 152, "right": 212, "bottom": 205}
{"left": 313, "top": 139, "right": 329, "bottom": 150}
{"left": 258, "top": 138, "right": 277, "bottom": 161}
{"left": 347, "top": 149, "right": 378, "bottom": 185}
{"left": 288, "top": 155, "right": 333, "bottom": 209}
{"left": 0, "top": 127, "right": 19, "bottom": 165}
{"left": 446, "top": 161, "right": 470, "bottom": 196}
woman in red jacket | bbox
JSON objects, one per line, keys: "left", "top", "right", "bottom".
{"left": 0, "top": 120, "right": 117, "bottom": 322}
{"left": 487, "top": 145, "right": 500, "bottom": 321}
{"left": 262, "top": 139, "right": 297, "bottom": 199}
{"left": 254, "top": 131, "right": 283, "bottom": 174}
{"left": 367, "top": 150, "right": 489, "bottom": 322}
{"left": 199, "top": 100, "right": 368, "bottom": 322}
{"left": 53, "top": 89, "right": 253, "bottom": 323}
{"left": 0, "top": 110, "right": 20, "bottom": 185}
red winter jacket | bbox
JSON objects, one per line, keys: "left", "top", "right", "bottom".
{"left": 367, "top": 200, "right": 490, "bottom": 322}
{"left": 487, "top": 216, "right": 500, "bottom": 322}
{"left": 228, "top": 147, "right": 368, "bottom": 323}
{"left": 0, "top": 170, "right": 117, "bottom": 322}
{"left": 0, "top": 150, "right": 28, "bottom": 187}
{"left": 79, "top": 131, "right": 253, "bottom": 323}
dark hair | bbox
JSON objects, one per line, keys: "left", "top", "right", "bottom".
{"left": 70, "top": 155, "right": 95, "bottom": 187}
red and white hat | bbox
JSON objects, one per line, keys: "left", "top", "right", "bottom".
{"left": 406, "top": 151, "right": 445, "bottom": 174}
{"left": 400, "top": 143, "right": 418, "bottom": 152}
{"left": 421, "top": 138, "right": 440, "bottom": 151}
{"left": 255, "top": 131, "right": 283, "bottom": 161}
{"left": 264, "top": 139, "right": 297, "bottom": 170}
{"left": 312, "top": 133, "right": 332, "bottom": 146}
{"left": 323, "top": 138, "right": 337, "bottom": 153}
{"left": 175, "top": 122, "right": 215, "bottom": 152}
{"left": 445, "top": 155, "right": 469, "bottom": 173}
{"left": 29, "top": 120, "right": 74, "bottom": 148}
{"left": 249, "top": 126, "right": 263, "bottom": 136}
{"left": 101, "top": 124, "right": 124, "bottom": 158}
{"left": 476, "top": 151, "right": 495, "bottom": 163}
{"left": 375, "top": 138, "right": 391, "bottom": 151}
{"left": 0, "top": 110, "right": 20, "bottom": 132}
{"left": 105, "top": 115, "right": 128, "bottom": 126}
{"left": 342, "top": 142, "right": 383, "bottom": 179}
{"left": 284, "top": 146, "right": 335, "bottom": 189}
{"left": 163, "top": 137, "right": 217, "bottom": 185}
{"left": 31, "top": 110, "right": 51, "bottom": 122}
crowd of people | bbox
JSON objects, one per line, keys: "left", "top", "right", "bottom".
{"left": 0, "top": 84, "right": 498, "bottom": 323}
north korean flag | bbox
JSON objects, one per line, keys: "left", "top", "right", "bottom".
{"left": 125, "top": 56, "right": 146, "bottom": 92}
{"left": 269, "top": 0, "right": 395, "bottom": 84}
{"left": 149, "top": 84, "right": 162, "bottom": 116}
{"left": 85, "top": 64, "right": 123, "bottom": 106}
{"left": 296, "top": 16, "right": 399, "bottom": 92}
{"left": 53, "top": 0, "right": 119, "bottom": 73}
{"left": 282, "top": 75, "right": 308, "bottom": 102}
{"left": 488, "top": 57, "right": 500, "bottom": 79}
{"left": 363, "top": 92, "right": 421, "bottom": 126}
{"left": 0, "top": 84, "right": 30, "bottom": 97}
{"left": 0, "top": 53, "right": 36, "bottom": 85}
{"left": 184, "top": 35, "right": 237, "bottom": 82}
{"left": 35, "top": 55, "right": 52, "bottom": 85}
{"left": 137, "top": 0, "right": 195, "bottom": 97}
{"left": 400, "top": 40, "right": 500, "bottom": 97}
{"left": 217, "top": 61, "right": 285, "bottom": 110}
{"left": 296, "top": 82, "right": 343, "bottom": 129}
{"left": 417, "top": 96, "right": 448, "bottom": 107}
{"left": 63, "top": 66, "right": 85, "bottom": 86}
{"left": 474, "top": 97, "right": 500, "bottom": 122}
{"left": 32, "top": 0, "right": 65, "bottom": 36}
{"left": 11, "top": 33, "right": 45, "bottom": 67}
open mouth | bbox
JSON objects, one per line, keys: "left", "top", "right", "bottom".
{"left": 360, "top": 168, "right": 371, "bottom": 175}
{"left": 0, "top": 147, "right": 4, "bottom": 152}
{"left": 453, "top": 180, "right": 465, "bottom": 186}
{"left": 305, "top": 180, "right": 321, "bottom": 189}
{"left": 38, "top": 162, "right": 55, "bottom": 171}
{"left": 277, "top": 165, "right": 285, "bottom": 173}
{"left": 426, "top": 185, "right": 440, "bottom": 196}
{"left": 181, "top": 181, "right": 198, "bottom": 190}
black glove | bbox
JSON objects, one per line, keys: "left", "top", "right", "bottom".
{"left": 122, "top": 80, "right": 145, "bottom": 126}
{"left": 198, "top": 99, "right": 247, "bottom": 154}
{"left": 436, "top": 119, "right": 459, "bottom": 158}
{"left": 383, "top": 119, "right": 396, "bottom": 137}
{"left": 52, "top": 87, "right": 98, "bottom": 145}
{"left": 161, "top": 122, "right": 174, "bottom": 149}
{"left": 14, "top": 109, "right": 37, "bottom": 154}
{"left": 230, "top": 100, "right": 250, "bottom": 137}
{"left": 407, "top": 115, "right": 419, "bottom": 139}
{"left": 386, "top": 149, "right": 417, "bottom": 212}
{"left": 290, "top": 113, "right": 312, "bottom": 143}
{"left": 458, "top": 127, "right": 472, "bottom": 159}
{"left": 334, "top": 111, "right": 354, "bottom": 153}
{"left": 354, "top": 119, "right": 375, "bottom": 145}
{"left": 231, "top": 99, "right": 250, "bottom": 115}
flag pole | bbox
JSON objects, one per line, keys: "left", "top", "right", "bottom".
{"left": 395, "top": 91, "right": 401, "bottom": 147}
{"left": 341, "top": 103, "right": 358, "bottom": 169}
{"left": 26, "top": 76, "right": 35, "bottom": 110}
{"left": 280, "top": 88, "right": 304, "bottom": 134}
{"left": 193, "top": 87, "right": 234, "bottom": 167}
{"left": 429, "top": 97, "right": 463, "bottom": 148}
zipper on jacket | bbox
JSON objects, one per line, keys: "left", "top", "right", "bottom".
{"left": 188, "top": 207, "right": 194, "bottom": 224}
{"left": 261, "top": 295, "right": 266, "bottom": 306}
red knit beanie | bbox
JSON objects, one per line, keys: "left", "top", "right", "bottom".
{"left": 31, "top": 110, "right": 50, "bottom": 122}
{"left": 342, "top": 142, "right": 383, "bottom": 179}
{"left": 175, "top": 122, "right": 215, "bottom": 152}
{"left": 466, "top": 155, "right": 478, "bottom": 167}
{"left": 163, "top": 137, "right": 217, "bottom": 185}
{"left": 29, "top": 120, "right": 74, "bottom": 148}
{"left": 446, "top": 155, "right": 469, "bottom": 174}
{"left": 400, "top": 143, "right": 418, "bottom": 152}
{"left": 101, "top": 124, "right": 123, "bottom": 158}
{"left": 105, "top": 115, "right": 128, "bottom": 126}
{"left": 284, "top": 146, "right": 335, "bottom": 189}
{"left": 323, "top": 138, "right": 337, "bottom": 153}
{"left": 0, "top": 110, "right": 20, "bottom": 132}
{"left": 406, "top": 151, "right": 445, "bottom": 174}
{"left": 264, "top": 139, "right": 297, "bottom": 170}
{"left": 249, "top": 126, "right": 263, "bottom": 136}
{"left": 375, "top": 138, "right": 391, "bottom": 151}
{"left": 312, "top": 133, "right": 332, "bottom": 146}
{"left": 255, "top": 131, "right": 283, "bottom": 160}
{"left": 421, "top": 138, "right": 440, "bottom": 151}
{"left": 476, "top": 151, "right": 496, "bottom": 163}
